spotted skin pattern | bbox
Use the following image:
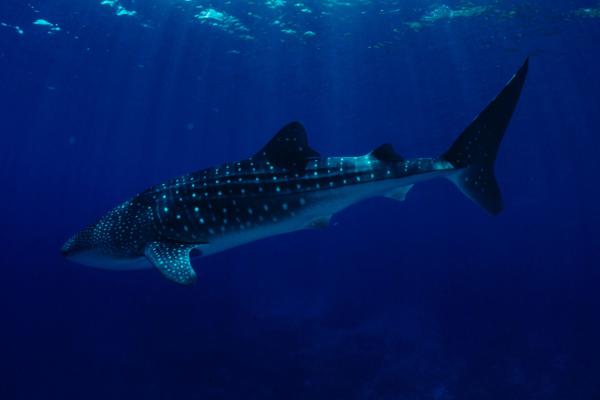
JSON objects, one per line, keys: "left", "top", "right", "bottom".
{"left": 145, "top": 152, "right": 449, "bottom": 245}
{"left": 62, "top": 59, "right": 528, "bottom": 285}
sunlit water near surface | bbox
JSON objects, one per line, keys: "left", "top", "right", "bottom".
{"left": 1, "top": 1, "right": 600, "bottom": 399}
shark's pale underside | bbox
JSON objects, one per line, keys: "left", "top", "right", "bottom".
{"left": 62, "top": 59, "right": 529, "bottom": 285}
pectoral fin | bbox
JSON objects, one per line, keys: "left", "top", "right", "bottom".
{"left": 144, "top": 241, "right": 198, "bottom": 286}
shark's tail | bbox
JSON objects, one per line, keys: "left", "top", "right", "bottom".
{"left": 441, "top": 58, "right": 529, "bottom": 215}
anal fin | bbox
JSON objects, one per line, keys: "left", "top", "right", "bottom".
{"left": 385, "top": 185, "right": 414, "bottom": 201}
{"left": 305, "top": 216, "right": 332, "bottom": 229}
{"left": 144, "top": 241, "right": 198, "bottom": 286}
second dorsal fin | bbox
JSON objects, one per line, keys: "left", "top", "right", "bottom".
{"left": 370, "top": 143, "right": 404, "bottom": 162}
{"left": 253, "top": 122, "right": 320, "bottom": 169}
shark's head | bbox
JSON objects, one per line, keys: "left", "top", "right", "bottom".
{"left": 62, "top": 207, "right": 152, "bottom": 271}
{"left": 61, "top": 226, "right": 149, "bottom": 270}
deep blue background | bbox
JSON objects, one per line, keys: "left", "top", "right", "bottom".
{"left": 1, "top": 1, "right": 600, "bottom": 399}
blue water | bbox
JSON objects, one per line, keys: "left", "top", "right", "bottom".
{"left": 1, "top": 1, "right": 600, "bottom": 399}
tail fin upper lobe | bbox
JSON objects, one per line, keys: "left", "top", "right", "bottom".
{"left": 442, "top": 58, "right": 529, "bottom": 215}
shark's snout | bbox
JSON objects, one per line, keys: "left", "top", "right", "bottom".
{"left": 61, "top": 228, "right": 94, "bottom": 259}
{"left": 61, "top": 235, "right": 85, "bottom": 259}
{"left": 60, "top": 238, "right": 74, "bottom": 256}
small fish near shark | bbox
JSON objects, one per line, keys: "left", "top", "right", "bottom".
{"left": 62, "top": 59, "right": 529, "bottom": 285}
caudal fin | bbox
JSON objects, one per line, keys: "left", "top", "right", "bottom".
{"left": 442, "top": 58, "right": 529, "bottom": 215}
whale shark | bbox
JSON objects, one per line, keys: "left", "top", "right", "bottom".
{"left": 62, "top": 59, "right": 529, "bottom": 285}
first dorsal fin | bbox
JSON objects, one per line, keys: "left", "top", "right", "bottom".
{"left": 370, "top": 143, "right": 404, "bottom": 162}
{"left": 253, "top": 122, "right": 320, "bottom": 169}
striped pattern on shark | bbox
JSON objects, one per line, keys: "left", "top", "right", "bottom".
{"left": 62, "top": 59, "right": 529, "bottom": 285}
